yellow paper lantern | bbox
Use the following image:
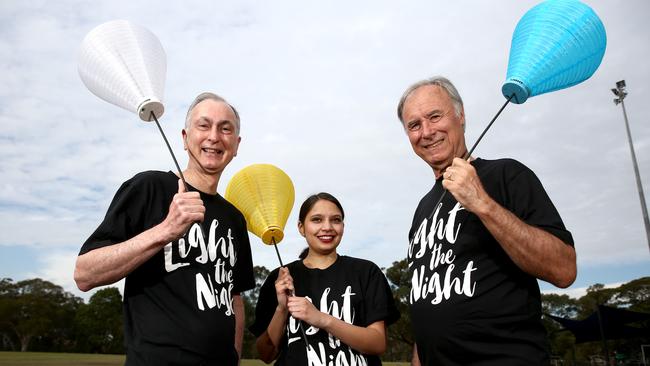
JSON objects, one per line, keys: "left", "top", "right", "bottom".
{"left": 224, "top": 164, "right": 295, "bottom": 245}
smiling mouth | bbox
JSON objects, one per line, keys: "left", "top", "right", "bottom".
{"left": 424, "top": 139, "right": 444, "bottom": 150}
{"left": 202, "top": 147, "right": 224, "bottom": 155}
{"left": 318, "top": 235, "right": 335, "bottom": 242}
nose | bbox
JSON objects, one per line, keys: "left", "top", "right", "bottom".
{"left": 208, "top": 124, "right": 220, "bottom": 142}
{"left": 421, "top": 118, "right": 436, "bottom": 139}
{"left": 322, "top": 219, "right": 334, "bottom": 231}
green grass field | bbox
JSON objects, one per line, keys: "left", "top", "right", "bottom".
{"left": 0, "top": 352, "right": 409, "bottom": 366}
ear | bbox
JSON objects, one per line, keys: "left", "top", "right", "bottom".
{"left": 297, "top": 221, "right": 305, "bottom": 237}
{"left": 459, "top": 109, "right": 466, "bottom": 132}
{"left": 234, "top": 136, "right": 241, "bottom": 157}
{"left": 182, "top": 129, "right": 188, "bottom": 150}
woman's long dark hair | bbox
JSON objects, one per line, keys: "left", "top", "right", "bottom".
{"left": 298, "top": 192, "right": 345, "bottom": 259}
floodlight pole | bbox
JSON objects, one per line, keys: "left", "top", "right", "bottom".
{"left": 612, "top": 80, "right": 650, "bottom": 254}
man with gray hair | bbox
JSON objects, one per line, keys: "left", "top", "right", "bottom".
{"left": 75, "top": 92, "right": 255, "bottom": 366}
{"left": 398, "top": 76, "right": 576, "bottom": 365}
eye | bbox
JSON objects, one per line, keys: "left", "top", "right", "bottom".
{"left": 310, "top": 216, "right": 322, "bottom": 223}
{"left": 331, "top": 217, "right": 342, "bottom": 223}
{"left": 220, "top": 123, "right": 234, "bottom": 134}
{"left": 427, "top": 113, "right": 443, "bottom": 123}
{"left": 407, "top": 121, "right": 421, "bottom": 131}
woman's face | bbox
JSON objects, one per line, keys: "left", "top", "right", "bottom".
{"left": 298, "top": 199, "right": 344, "bottom": 256}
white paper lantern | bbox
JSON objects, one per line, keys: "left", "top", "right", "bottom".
{"left": 78, "top": 20, "right": 166, "bottom": 121}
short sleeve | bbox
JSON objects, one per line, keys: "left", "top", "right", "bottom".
{"left": 231, "top": 216, "right": 255, "bottom": 294}
{"left": 506, "top": 164, "right": 574, "bottom": 246}
{"left": 248, "top": 268, "right": 280, "bottom": 337}
{"left": 362, "top": 262, "right": 400, "bottom": 327}
{"left": 79, "top": 178, "right": 147, "bottom": 255}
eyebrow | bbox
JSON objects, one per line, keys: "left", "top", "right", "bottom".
{"left": 196, "top": 116, "right": 234, "bottom": 125}
{"left": 406, "top": 108, "right": 443, "bottom": 124}
{"left": 425, "top": 108, "right": 444, "bottom": 116}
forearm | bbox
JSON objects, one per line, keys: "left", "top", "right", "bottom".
{"left": 475, "top": 197, "right": 576, "bottom": 288}
{"left": 233, "top": 295, "right": 244, "bottom": 360}
{"left": 411, "top": 344, "right": 421, "bottom": 366}
{"left": 319, "top": 317, "right": 386, "bottom": 355}
{"left": 74, "top": 223, "right": 173, "bottom": 291}
{"left": 256, "top": 307, "right": 289, "bottom": 363}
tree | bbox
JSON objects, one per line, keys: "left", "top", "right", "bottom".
{"left": 542, "top": 293, "right": 579, "bottom": 319}
{"left": 0, "top": 278, "right": 82, "bottom": 352}
{"left": 241, "top": 265, "right": 270, "bottom": 359}
{"left": 608, "top": 277, "right": 650, "bottom": 312}
{"left": 542, "top": 293, "right": 580, "bottom": 360}
{"left": 74, "top": 287, "right": 123, "bottom": 354}
{"left": 384, "top": 259, "right": 413, "bottom": 361}
{"left": 0, "top": 278, "right": 18, "bottom": 351}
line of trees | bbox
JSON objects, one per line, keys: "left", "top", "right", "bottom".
{"left": 0, "top": 278, "right": 122, "bottom": 353}
{"left": 1, "top": 263, "right": 648, "bottom": 363}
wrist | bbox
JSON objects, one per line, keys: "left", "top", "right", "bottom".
{"left": 275, "top": 305, "right": 287, "bottom": 314}
{"left": 473, "top": 193, "right": 495, "bottom": 217}
{"left": 315, "top": 312, "right": 331, "bottom": 329}
{"left": 148, "top": 221, "right": 179, "bottom": 247}
{"left": 154, "top": 221, "right": 178, "bottom": 246}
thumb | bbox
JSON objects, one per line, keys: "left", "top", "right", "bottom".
{"left": 177, "top": 178, "right": 186, "bottom": 193}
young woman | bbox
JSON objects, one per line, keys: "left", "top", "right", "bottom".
{"left": 249, "top": 192, "right": 399, "bottom": 365}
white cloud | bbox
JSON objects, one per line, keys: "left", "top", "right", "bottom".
{"left": 27, "top": 249, "right": 125, "bottom": 301}
{"left": 542, "top": 282, "right": 624, "bottom": 300}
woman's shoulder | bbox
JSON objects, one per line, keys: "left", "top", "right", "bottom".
{"left": 339, "top": 255, "right": 382, "bottom": 273}
{"left": 266, "top": 259, "right": 304, "bottom": 275}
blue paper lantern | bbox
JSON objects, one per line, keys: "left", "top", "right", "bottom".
{"left": 502, "top": 0, "right": 606, "bottom": 104}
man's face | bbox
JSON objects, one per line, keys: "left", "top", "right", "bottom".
{"left": 183, "top": 99, "right": 240, "bottom": 176}
{"left": 401, "top": 85, "right": 466, "bottom": 176}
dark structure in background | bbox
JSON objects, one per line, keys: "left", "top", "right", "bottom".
{"left": 549, "top": 305, "right": 650, "bottom": 364}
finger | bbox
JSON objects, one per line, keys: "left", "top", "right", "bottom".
{"left": 177, "top": 178, "right": 186, "bottom": 193}
{"left": 194, "top": 210, "right": 205, "bottom": 223}
{"left": 279, "top": 267, "right": 289, "bottom": 277}
{"left": 280, "top": 267, "right": 292, "bottom": 280}
{"left": 180, "top": 192, "right": 202, "bottom": 203}
{"left": 444, "top": 169, "right": 453, "bottom": 181}
{"left": 179, "top": 203, "right": 205, "bottom": 221}
{"left": 288, "top": 302, "right": 302, "bottom": 314}
{"left": 181, "top": 202, "right": 204, "bottom": 222}
{"left": 441, "top": 179, "right": 454, "bottom": 191}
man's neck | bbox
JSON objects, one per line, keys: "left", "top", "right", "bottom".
{"left": 432, "top": 149, "right": 472, "bottom": 179}
{"left": 182, "top": 168, "right": 220, "bottom": 194}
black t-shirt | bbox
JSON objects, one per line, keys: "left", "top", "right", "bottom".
{"left": 249, "top": 255, "right": 400, "bottom": 366}
{"left": 80, "top": 171, "right": 255, "bottom": 365}
{"left": 408, "top": 158, "right": 573, "bottom": 366}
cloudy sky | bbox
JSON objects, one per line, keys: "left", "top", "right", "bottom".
{"left": 1, "top": 0, "right": 648, "bottom": 301}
